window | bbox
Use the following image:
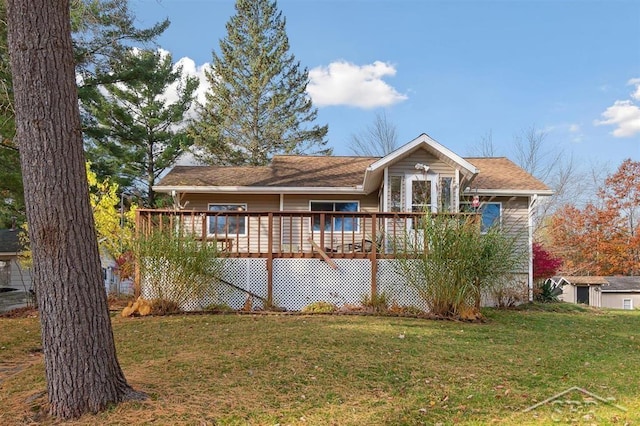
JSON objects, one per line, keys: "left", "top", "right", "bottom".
{"left": 623, "top": 299, "right": 633, "bottom": 310}
{"left": 389, "top": 175, "right": 403, "bottom": 212}
{"left": 208, "top": 204, "right": 247, "bottom": 235}
{"left": 440, "top": 177, "right": 453, "bottom": 212}
{"left": 411, "top": 180, "right": 432, "bottom": 212}
{"left": 311, "top": 201, "right": 359, "bottom": 232}
{"left": 460, "top": 201, "right": 502, "bottom": 233}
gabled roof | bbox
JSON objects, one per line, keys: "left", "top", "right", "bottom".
{"left": 552, "top": 276, "right": 610, "bottom": 285}
{"left": 362, "top": 133, "right": 479, "bottom": 193}
{"left": 155, "top": 134, "right": 552, "bottom": 196}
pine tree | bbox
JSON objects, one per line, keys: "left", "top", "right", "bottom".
{"left": 0, "top": 0, "right": 168, "bottom": 226}
{"left": 192, "top": 0, "right": 330, "bottom": 166}
{"left": 83, "top": 49, "right": 199, "bottom": 206}
{"left": 7, "top": 0, "right": 144, "bottom": 418}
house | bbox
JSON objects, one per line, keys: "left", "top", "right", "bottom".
{"left": 144, "top": 133, "right": 553, "bottom": 311}
{"left": 0, "top": 228, "right": 32, "bottom": 292}
{"left": 550, "top": 276, "right": 640, "bottom": 309}
{"left": 0, "top": 227, "right": 129, "bottom": 298}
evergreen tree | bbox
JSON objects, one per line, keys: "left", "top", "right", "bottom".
{"left": 83, "top": 49, "right": 199, "bottom": 206}
{"left": 192, "top": 0, "right": 330, "bottom": 166}
{"left": 0, "top": 0, "right": 168, "bottom": 227}
{"left": 0, "top": 2, "right": 23, "bottom": 228}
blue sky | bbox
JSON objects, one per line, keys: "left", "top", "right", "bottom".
{"left": 131, "top": 0, "right": 640, "bottom": 171}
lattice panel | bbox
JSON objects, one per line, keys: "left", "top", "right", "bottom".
{"left": 376, "top": 259, "right": 428, "bottom": 311}
{"left": 140, "top": 257, "right": 432, "bottom": 312}
{"left": 272, "top": 259, "right": 371, "bottom": 311}
{"left": 140, "top": 258, "right": 268, "bottom": 311}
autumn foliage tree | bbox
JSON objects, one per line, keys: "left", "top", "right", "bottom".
{"left": 549, "top": 159, "right": 640, "bottom": 276}
{"left": 532, "top": 242, "right": 563, "bottom": 281}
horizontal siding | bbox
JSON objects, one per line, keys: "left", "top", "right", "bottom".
{"left": 601, "top": 293, "right": 640, "bottom": 309}
{"left": 181, "top": 193, "right": 280, "bottom": 211}
{"left": 282, "top": 194, "right": 380, "bottom": 252}
{"left": 388, "top": 149, "right": 456, "bottom": 178}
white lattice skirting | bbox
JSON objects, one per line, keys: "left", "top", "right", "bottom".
{"left": 140, "top": 258, "right": 526, "bottom": 312}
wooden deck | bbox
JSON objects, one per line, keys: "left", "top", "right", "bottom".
{"left": 135, "top": 209, "right": 480, "bottom": 304}
{"left": 136, "top": 209, "right": 479, "bottom": 258}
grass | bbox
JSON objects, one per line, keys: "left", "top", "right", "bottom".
{"left": 1, "top": 303, "right": 639, "bottom": 425}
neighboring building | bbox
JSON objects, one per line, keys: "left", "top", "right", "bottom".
{"left": 548, "top": 276, "right": 640, "bottom": 310}
{"left": 143, "top": 133, "right": 553, "bottom": 311}
{"left": 0, "top": 228, "right": 129, "bottom": 296}
{"left": 0, "top": 228, "right": 32, "bottom": 292}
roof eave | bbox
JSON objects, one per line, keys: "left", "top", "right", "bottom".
{"left": 153, "top": 185, "right": 367, "bottom": 195}
{"left": 466, "top": 189, "right": 555, "bottom": 197}
{"left": 367, "top": 133, "right": 480, "bottom": 176}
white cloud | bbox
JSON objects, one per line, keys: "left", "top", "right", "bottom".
{"left": 629, "top": 78, "right": 640, "bottom": 100}
{"left": 594, "top": 79, "right": 640, "bottom": 137}
{"left": 568, "top": 123, "right": 580, "bottom": 133}
{"left": 161, "top": 57, "right": 211, "bottom": 118}
{"left": 307, "top": 60, "right": 408, "bottom": 108}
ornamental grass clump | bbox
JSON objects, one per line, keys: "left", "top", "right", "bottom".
{"left": 395, "top": 212, "right": 525, "bottom": 319}
{"left": 135, "top": 229, "right": 226, "bottom": 311}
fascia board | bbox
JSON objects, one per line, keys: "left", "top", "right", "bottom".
{"left": 153, "top": 185, "right": 367, "bottom": 195}
{"left": 366, "top": 133, "right": 479, "bottom": 175}
{"left": 465, "top": 189, "right": 555, "bottom": 197}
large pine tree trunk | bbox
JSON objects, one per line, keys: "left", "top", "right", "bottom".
{"left": 7, "top": 0, "right": 144, "bottom": 419}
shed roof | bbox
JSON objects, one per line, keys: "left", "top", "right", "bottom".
{"left": 601, "top": 276, "right": 640, "bottom": 292}
{"left": 554, "top": 276, "right": 610, "bottom": 285}
{"left": 159, "top": 156, "right": 378, "bottom": 188}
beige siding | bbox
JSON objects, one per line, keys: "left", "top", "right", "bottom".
{"left": 493, "top": 196, "right": 530, "bottom": 273}
{"left": 177, "top": 194, "right": 280, "bottom": 253}
{"left": 388, "top": 149, "right": 456, "bottom": 178}
{"left": 601, "top": 293, "right": 640, "bottom": 309}
{"left": 181, "top": 193, "right": 280, "bottom": 211}
{"left": 282, "top": 194, "right": 379, "bottom": 252}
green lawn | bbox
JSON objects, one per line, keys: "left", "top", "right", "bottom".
{"left": 1, "top": 304, "right": 639, "bottom": 425}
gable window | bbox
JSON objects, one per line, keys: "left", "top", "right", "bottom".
{"left": 623, "top": 298, "right": 633, "bottom": 310}
{"left": 460, "top": 201, "right": 502, "bottom": 233}
{"left": 208, "top": 204, "right": 247, "bottom": 235}
{"left": 311, "top": 201, "right": 359, "bottom": 232}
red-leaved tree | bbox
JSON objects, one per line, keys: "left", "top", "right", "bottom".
{"left": 533, "top": 242, "right": 563, "bottom": 280}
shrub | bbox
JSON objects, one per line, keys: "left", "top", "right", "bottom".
{"left": 301, "top": 301, "right": 337, "bottom": 313}
{"left": 151, "top": 298, "right": 181, "bottom": 315}
{"left": 360, "top": 292, "right": 390, "bottom": 313}
{"left": 135, "top": 229, "right": 225, "bottom": 310}
{"left": 205, "top": 303, "right": 235, "bottom": 313}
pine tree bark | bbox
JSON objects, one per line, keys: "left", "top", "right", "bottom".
{"left": 6, "top": 0, "right": 144, "bottom": 419}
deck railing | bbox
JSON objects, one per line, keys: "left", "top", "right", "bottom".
{"left": 136, "top": 209, "right": 480, "bottom": 259}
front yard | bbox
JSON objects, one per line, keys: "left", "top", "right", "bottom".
{"left": 1, "top": 304, "right": 638, "bottom": 425}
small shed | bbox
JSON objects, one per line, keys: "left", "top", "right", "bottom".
{"left": 550, "top": 275, "right": 640, "bottom": 309}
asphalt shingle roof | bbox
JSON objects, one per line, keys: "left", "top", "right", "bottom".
{"left": 157, "top": 155, "right": 550, "bottom": 192}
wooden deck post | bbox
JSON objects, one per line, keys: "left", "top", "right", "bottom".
{"left": 133, "top": 209, "right": 141, "bottom": 298}
{"left": 370, "top": 214, "right": 377, "bottom": 298}
{"left": 267, "top": 212, "right": 273, "bottom": 306}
